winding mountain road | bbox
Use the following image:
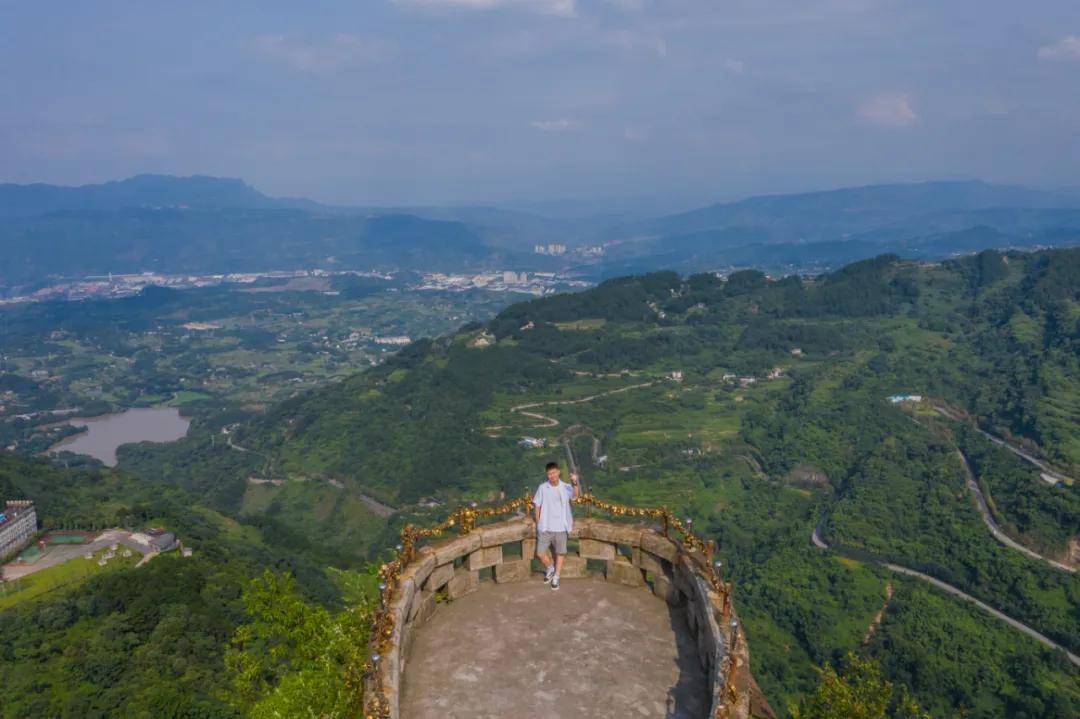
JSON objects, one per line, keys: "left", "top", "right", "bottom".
{"left": 902, "top": 412, "right": 1076, "bottom": 573}
{"left": 954, "top": 448, "right": 1075, "bottom": 573}
{"left": 508, "top": 380, "right": 659, "bottom": 429}
{"left": 883, "top": 563, "right": 1080, "bottom": 667}
{"left": 933, "top": 405, "right": 1074, "bottom": 486}
{"left": 810, "top": 524, "right": 1080, "bottom": 667}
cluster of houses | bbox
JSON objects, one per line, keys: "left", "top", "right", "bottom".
{"left": 721, "top": 366, "right": 786, "bottom": 387}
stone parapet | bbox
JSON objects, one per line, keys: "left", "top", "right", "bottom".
{"left": 364, "top": 512, "right": 758, "bottom": 719}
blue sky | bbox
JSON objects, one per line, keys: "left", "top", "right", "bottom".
{"left": 2, "top": 0, "right": 1078, "bottom": 206}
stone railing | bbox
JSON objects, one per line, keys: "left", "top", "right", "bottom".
{"left": 362, "top": 495, "right": 755, "bottom": 719}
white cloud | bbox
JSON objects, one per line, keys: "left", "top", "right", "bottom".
{"left": 251, "top": 34, "right": 391, "bottom": 74}
{"left": 394, "top": 0, "right": 576, "bottom": 17}
{"left": 604, "top": 0, "right": 645, "bottom": 10}
{"left": 1037, "top": 35, "right": 1080, "bottom": 61}
{"left": 856, "top": 92, "right": 919, "bottom": 127}
{"left": 602, "top": 29, "right": 667, "bottom": 58}
{"left": 722, "top": 58, "right": 745, "bottom": 75}
{"left": 531, "top": 119, "right": 582, "bottom": 132}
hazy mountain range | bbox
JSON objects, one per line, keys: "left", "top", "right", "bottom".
{"left": 1, "top": 174, "right": 1078, "bottom": 290}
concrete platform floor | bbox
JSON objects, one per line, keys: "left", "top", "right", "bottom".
{"left": 401, "top": 576, "right": 709, "bottom": 719}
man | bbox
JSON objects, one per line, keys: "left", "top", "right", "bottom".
{"left": 533, "top": 461, "right": 580, "bottom": 590}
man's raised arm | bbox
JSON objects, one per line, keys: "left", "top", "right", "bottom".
{"left": 570, "top": 472, "right": 581, "bottom": 500}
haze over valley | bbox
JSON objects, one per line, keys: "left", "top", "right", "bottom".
{"left": 2, "top": 2, "right": 1079, "bottom": 718}
{"left": 2, "top": 174, "right": 1078, "bottom": 298}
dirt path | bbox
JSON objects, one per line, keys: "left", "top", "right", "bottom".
{"left": 359, "top": 493, "right": 397, "bottom": 517}
{"left": 862, "top": 581, "right": 893, "bottom": 645}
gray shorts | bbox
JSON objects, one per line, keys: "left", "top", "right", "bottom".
{"left": 537, "top": 530, "right": 568, "bottom": 556}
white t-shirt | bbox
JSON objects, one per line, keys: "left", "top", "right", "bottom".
{"left": 533, "top": 480, "right": 575, "bottom": 533}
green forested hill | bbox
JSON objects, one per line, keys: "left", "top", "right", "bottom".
{"left": 0, "top": 454, "right": 376, "bottom": 718}
{"left": 5, "top": 249, "right": 1078, "bottom": 717}
{"left": 216, "top": 248, "right": 1079, "bottom": 716}
{"left": 243, "top": 248, "right": 1079, "bottom": 489}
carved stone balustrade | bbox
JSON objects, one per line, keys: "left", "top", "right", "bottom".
{"left": 364, "top": 513, "right": 759, "bottom": 719}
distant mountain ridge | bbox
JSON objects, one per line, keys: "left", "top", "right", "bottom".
{"left": 0, "top": 175, "right": 560, "bottom": 286}
{"left": 0, "top": 207, "right": 523, "bottom": 286}
{"left": 617, "top": 180, "right": 1080, "bottom": 241}
{"left": 0, "top": 174, "right": 330, "bottom": 218}
{"left": 2, "top": 174, "right": 1080, "bottom": 287}
{"left": 595, "top": 181, "right": 1080, "bottom": 274}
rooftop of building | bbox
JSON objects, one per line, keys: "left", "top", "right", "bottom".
{"left": 0, "top": 500, "right": 35, "bottom": 530}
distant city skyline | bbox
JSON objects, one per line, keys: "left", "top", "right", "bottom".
{"left": 3, "top": 1, "right": 1078, "bottom": 206}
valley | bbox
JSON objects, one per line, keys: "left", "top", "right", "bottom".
{"left": 2, "top": 247, "right": 1078, "bottom": 718}
{"left": 0, "top": 277, "right": 524, "bottom": 458}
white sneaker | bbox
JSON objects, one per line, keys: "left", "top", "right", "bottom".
{"left": 551, "top": 574, "right": 560, "bottom": 590}
{"left": 543, "top": 567, "right": 556, "bottom": 584}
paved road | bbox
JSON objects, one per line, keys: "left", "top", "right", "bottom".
{"left": 223, "top": 428, "right": 274, "bottom": 470}
{"left": 2, "top": 529, "right": 151, "bottom": 581}
{"left": 904, "top": 412, "right": 1075, "bottom": 573}
{"left": 810, "top": 525, "right": 1080, "bottom": 667}
{"left": 883, "top": 564, "right": 1080, "bottom": 667}
{"left": 509, "top": 381, "right": 659, "bottom": 429}
{"left": 933, "top": 406, "right": 1073, "bottom": 485}
{"left": 510, "top": 381, "right": 660, "bottom": 479}
{"left": 953, "top": 449, "right": 1075, "bottom": 573}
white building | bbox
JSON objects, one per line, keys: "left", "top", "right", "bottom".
{"left": 0, "top": 501, "right": 37, "bottom": 559}
{"left": 533, "top": 244, "right": 567, "bottom": 256}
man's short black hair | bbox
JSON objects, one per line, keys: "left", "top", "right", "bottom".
{"left": 545, "top": 462, "right": 559, "bottom": 472}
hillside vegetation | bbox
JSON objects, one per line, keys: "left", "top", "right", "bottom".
{"left": 4, "top": 248, "right": 1077, "bottom": 717}
{"left": 196, "top": 247, "right": 1080, "bottom": 716}
{"left": 0, "top": 454, "right": 375, "bottom": 718}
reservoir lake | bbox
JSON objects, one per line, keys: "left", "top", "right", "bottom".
{"left": 47, "top": 407, "right": 190, "bottom": 466}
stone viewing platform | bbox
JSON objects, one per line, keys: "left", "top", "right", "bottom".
{"left": 402, "top": 576, "right": 708, "bottom": 718}
{"left": 363, "top": 497, "right": 771, "bottom": 719}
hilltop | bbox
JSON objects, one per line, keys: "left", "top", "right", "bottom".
{"left": 107, "top": 247, "right": 1080, "bottom": 717}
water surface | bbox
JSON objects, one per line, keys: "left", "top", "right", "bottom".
{"left": 48, "top": 407, "right": 190, "bottom": 466}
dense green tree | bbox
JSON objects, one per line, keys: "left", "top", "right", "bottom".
{"left": 227, "top": 571, "right": 372, "bottom": 719}
{"left": 791, "top": 653, "right": 928, "bottom": 719}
